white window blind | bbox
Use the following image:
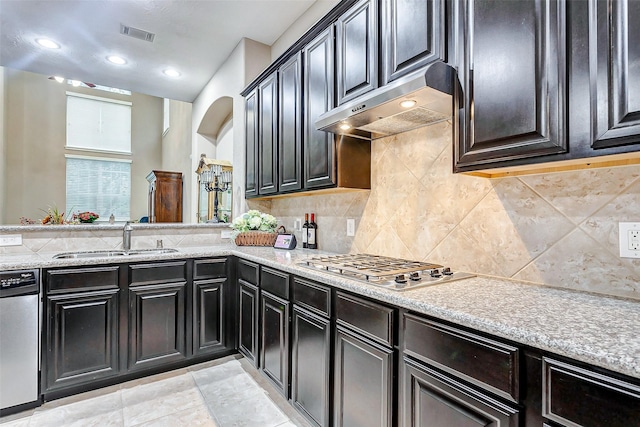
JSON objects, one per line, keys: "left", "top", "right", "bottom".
{"left": 66, "top": 156, "right": 131, "bottom": 221}
{"left": 66, "top": 92, "right": 132, "bottom": 153}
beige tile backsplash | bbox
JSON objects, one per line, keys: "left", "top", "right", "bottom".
{"left": 270, "top": 121, "right": 640, "bottom": 300}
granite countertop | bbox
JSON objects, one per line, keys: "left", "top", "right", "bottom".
{"left": 1, "top": 245, "right": 638, "bottom": 380}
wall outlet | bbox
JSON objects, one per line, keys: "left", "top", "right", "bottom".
{"left": 220, "top": 230, "right": 233, "bottom": 239}
{"left": 346, "top": 218, "right": 355, "bottom": 237}
{"left": 619, "top": 222, "right": 640, "bottom": 258}
{"left": 0, "top": 234, "right": 22, "bottom": 246}
{"left": 294, "top": 218, "right": 302, "bottom": 232}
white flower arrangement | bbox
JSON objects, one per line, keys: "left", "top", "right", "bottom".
{"left": 231, "top": 210, "right": 278, "bottom": 234}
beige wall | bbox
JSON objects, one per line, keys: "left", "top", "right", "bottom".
{"left": 162, "top": 99, "right": 193, "bottom": 222}
{"left": 270, "top": 122, "right": 640, "bottom": 300}
{"left": 2, "top": 68, "right": 163, "bottom": 224}
{"left": 192, "top": 38, "right": 272, "bottom": 222}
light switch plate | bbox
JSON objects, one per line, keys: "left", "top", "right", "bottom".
{"left": 0, "top": 234, "right": 22, "bottom": 246}
{"left": 220, "top": 230, "right": 233, "bottom": 239}
{"left": 619, "top": 222, "right": 640, "bottom": 258}
{"left": 346, "top": 218, "right": 355, "bottom": 237}
{"left": 294, "top": 218, "right": 302, "bottom": 232}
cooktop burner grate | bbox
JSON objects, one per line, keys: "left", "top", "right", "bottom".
{"left": 299, "top": 254, "right": 475, "bottom": 291}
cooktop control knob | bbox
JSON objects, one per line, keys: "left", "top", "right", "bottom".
{"left": 430, "top": 269, "right": 442, "bottom": 278}
{"left": 442, "top": 267, "right": 453, "bottom": 276}
{"left": 409, "top": 272, "right": 421, "bottom": 281}
{"left": 395, "top": 274, "right": 407, "bottom": 284}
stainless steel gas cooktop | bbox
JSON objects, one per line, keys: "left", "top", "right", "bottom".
{"left": 299, "top": 254, "right": 475, "bottom": 291}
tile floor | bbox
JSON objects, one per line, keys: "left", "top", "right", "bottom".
{"left": 0, "top": 355, "right": 312, "bottom": 427}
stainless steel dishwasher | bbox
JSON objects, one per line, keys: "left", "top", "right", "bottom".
{"left": 0, "top": 269, "right": 40, "bottom": 413}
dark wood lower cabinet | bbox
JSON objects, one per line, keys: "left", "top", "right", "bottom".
{"left": 192, "top": 278, "right": 226, "bottom": 356}
{"left": 238, "top": 280, "right": 259, "bottom": 365}
{"left": 334, "top": 326, "right": 393, "bottom": 427}
{"left": 260, "top": 291, "right": 290, "bottom": 397}
{"left": 542, "top": 357, "right": 640, "bottom": 427}
{"left": 128, "top": 282, "right": 187, "bottom": 370}
{"left": 45, "top": 289, "right": 120, "bottom": 392}
{"left": 291, "top": 306, "right": 331, "bottom": 427}
{"left": 401, "top": 357, "right": 520, "bottom": 427}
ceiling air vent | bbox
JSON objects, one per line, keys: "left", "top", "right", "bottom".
{"left": 120, "top": 24, "right": 155, "bottom": 42}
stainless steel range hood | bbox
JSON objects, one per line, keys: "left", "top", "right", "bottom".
{"left": 315, "top": 61, "right": 455, "bottom": 140}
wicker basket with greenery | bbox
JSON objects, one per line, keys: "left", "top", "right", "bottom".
{"left": 231, "top": 210, "right": 278, "bottom": 246}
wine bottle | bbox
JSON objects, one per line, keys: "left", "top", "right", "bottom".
{"left": 302, "top": 213, "right": 309, "bottom": 248}
{"left": 308, "top": 213, "right": 317, "bottom": 249}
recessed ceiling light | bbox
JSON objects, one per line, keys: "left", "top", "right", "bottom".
{"left": 400, "top": 100, "right": 417, "bottom": 108}
{"left": 36, "top": 38, "right": 60, "bottom": 49}
{"left": 163, "top": 69, "right": 181, "bottom": 78}
{"left": 339, "top": 123, "right": 351, "bottom": 130}
{"left": 107, "top": 55, "right": 127, "bottom": 65}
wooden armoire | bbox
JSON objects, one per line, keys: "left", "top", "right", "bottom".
{"left": 146, "top": 171, "right": 183, "bottom": 223}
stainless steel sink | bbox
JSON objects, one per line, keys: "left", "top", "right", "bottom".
{"left": 52, "top": 248, "right": 178, "bottom": 259}
{"left": 126, "top": 248, "right": 179, "bottom": 255}
{"left": 53, "top": 250, "right": 127, "bottom": 259}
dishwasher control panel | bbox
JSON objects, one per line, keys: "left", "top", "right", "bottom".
{"left": 0, "top": 270, "right": 39, "bottom": 297}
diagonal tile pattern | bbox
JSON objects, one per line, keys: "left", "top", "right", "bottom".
{"left": 0, "top": 357, "right": 310, "bottom": 427}
{"left": 270, "top": 122, "right": 640, "bottom": 300}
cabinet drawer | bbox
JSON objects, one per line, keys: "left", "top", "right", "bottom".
{"left": 129, "top": 261, "right": 187, "bottom": 286}
{"left": 335, "top": 292, "right": 393, "bottom": 346}
{"left": 238, "top": 259, "right": 259, "bottom": 285}
{"left": 194, "top": 258, "right": 227, "bottom": 280}
{"left": 543, "top": 357, "right": 640, "bottom": 427}
{"left": 46, "top": 266, "right": 119, "bottom": 293}
{"left": 292, "top": 277, "right": 331, "bottom": 317}
{"left": 260, "top": 267, "right": 289, "bottom": 299}
{"left": 404, "top": 314, "right": 519, "bottom": 403}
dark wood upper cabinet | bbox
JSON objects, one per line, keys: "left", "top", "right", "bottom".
{"left": 258, "top": 72, "right": 279, "bottom": 195}
{"left": 381, "top": 0, "right": 445, "bottom": 84}
{"left": 303, "top": 27, "right": 337, "bottom": 189}
{"left": 336, "top": 0, "right": 378, "bottom": 105}
{"left": 454, "top": 0, "right": 568, "bottom": 171}
{"left": 278, "top": 52, "right": 303, "bottom": 193}
{"left": 244, "top": 89, "right": 259, "bottom": 198}
{"left": 146, "top": 171, "right": 183, "bottom": 223}
{"left": 590, "top": 0, "right": 640, "bottom": 149}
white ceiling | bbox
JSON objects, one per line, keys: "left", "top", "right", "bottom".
{"left": 0, "top": 0, "right": 317, "bottom": 102}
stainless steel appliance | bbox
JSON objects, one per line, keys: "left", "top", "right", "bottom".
{"left": 300, "top": 254, "right": 474, "bottom": 291}
{"left": 315, "top": 61, "right": 456, "bottom": 140}
{"left": 0, "top": 269, "right": 40, "bottom": 413}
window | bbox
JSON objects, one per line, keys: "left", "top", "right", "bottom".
{"left": 65, "top": 156, "right": 131, "bottom": 221}
{"left": 66, "top": 92, "right": 132, "bottom": 154}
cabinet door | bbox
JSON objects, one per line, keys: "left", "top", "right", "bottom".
{"left": 303, "top": 27, "right": 337, "bottom": 189}
{"left": 401, "top": 357, "right": 519, "bottom": 427}
{"left": 258, "top": 72, "right": 279, "bottom": 195}
{"left": 245, "top": 89, "right": 259, "bottom": 198}
{"left": 589, "top": 0, "right": 640, "bottom": 149}
{"left": 336, "top": 0, "right": 378, "bottom": 105}
{"left": 278, "top": 52, "right": 303, "bottom": 193}
{"left": 192, "top": 278, "right": 225, "bottom": 356}
{"left": 291, "top": 306, "right": 331, "bottom": 427}
{"left": 454, "top": 0, "right": 567, "bottom": 171}
{"left": 45, "top": 289, "right": 120, "bottom": 393}
{"left": 334, "top": 326, "right": 393, "bottom": 427}
{"left": 381, "top": 0, "right": 445, "bottom": 84}
{"left": 128, "top": 282, "right": 187, "bottom": 370}
{"left": 238, "top": 280, "right": 259, "bottom": 365}
{"left": 260, "top": 291, "right": 290, "bottom": 397}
